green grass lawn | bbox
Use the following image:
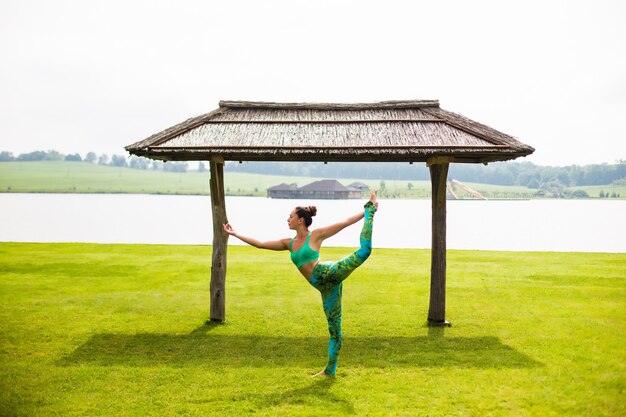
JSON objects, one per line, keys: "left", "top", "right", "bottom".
{"left": 1, "top": 243, "right": 624, "bottom": 416}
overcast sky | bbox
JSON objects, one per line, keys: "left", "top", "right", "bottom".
{"left": 1, "top": 0, "right": 624, "bottom": 166}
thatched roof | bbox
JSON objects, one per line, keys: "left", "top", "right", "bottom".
{"left": 125, "top": 100, "right": 534, "bottom": 163}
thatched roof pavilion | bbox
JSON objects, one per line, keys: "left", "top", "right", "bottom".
{"left": 126, "top": 100, "right": 534, "bottom": 325}
{"left": 127, "top": 100, "right": 533, "bottom": 163}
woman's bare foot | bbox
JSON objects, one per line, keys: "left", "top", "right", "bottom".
{"left": 368, "top": 189, "right": 378, "bottom": 211}
{"left": 311, "top": 370, "right": 332, "bottom": 378}
{"left": 369, "top": 189, "right": 377, "bottom": 204}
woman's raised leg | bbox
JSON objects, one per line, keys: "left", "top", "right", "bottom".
{"left": 332, "top": 192, "right": 376, "bottom": 283}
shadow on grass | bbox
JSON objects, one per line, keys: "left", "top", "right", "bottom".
{"left": 188, "top": 375, "right": 351, "bottom": 414}
{"left": 275, "top": 378, "right": 354, "bottom": 414}
{"left": 59, "top": 324, "right": 541, "bottom": 369}
{"left": 242, "top": 378, "right": 354, "bottom": 414}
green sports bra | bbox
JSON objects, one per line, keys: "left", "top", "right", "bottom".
{"left": 289, "top": 232, "right": 320, "bottom": 268}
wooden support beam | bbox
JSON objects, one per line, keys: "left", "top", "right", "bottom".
{"left": 428, "top": 162, "right": 451, "bottom": 326}
{"left": 426, "top": 156, "right": 454, "bottom": 167}
{"left": 209, "top": 160, "right": 228, "bottom": 322}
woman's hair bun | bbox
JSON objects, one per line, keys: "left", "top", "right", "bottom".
{"left": 306, "top": 206, "right": 317, "bottom": 216}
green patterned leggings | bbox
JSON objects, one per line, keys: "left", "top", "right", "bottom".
{"left": 309, "top": 202, "right": 375, "bottom": 375}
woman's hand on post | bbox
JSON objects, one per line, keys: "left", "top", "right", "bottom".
{"left": 223, "top": 223, "right": 236, "bottom": 236}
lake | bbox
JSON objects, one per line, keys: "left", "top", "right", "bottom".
{"left": 1, "top": 193, "right": 625, "bottom": 253}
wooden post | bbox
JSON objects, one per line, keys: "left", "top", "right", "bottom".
{"left": 428, "top": 162, "right": 450, "bottom": 326}
{"left": 209, "top": 158, "right": 228, "bottom": 322}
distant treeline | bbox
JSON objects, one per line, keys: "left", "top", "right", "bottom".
{"left": 0, "top": 150, "right": 191, "bottom": 173}
{"left": 2, "top": 150, "right": 625, "bottom": 188}
{"left": 225, "top": 160, "right": 626, "bottom": 188}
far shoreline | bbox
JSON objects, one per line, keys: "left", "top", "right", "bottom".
{"left": 1, "top": 190, "right": 623, "bottom": 200}
{"left": 1, "top": 160, "right": 624, "bottom": 200}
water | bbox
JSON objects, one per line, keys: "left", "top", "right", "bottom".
{"left": 1, "top": 194, "right": 625, "bottom": 253}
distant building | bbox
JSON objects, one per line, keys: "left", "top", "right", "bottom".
{"left": 348, "top": 182, "right": 370, "bottom": 192}
{"left": 266, "top": 183, "right": 298, "bottom": 199}
{"left": 267, "top": 179, "right": 362, "bottom": 199}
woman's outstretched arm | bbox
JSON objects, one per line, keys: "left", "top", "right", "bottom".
{"left": 313, "top": 211, "right": 365, "bottom": 242}
{"left": 223, "top": 223, "right": 290, "bottom": 251}
{"left": 313, "top": 193, "right": 378, "bottom": 243}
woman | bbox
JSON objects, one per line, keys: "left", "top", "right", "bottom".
{"left": 223, "top": 190, "right": 378, "bottom": 376}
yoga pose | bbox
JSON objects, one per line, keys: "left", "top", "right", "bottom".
{"left": 223, "top": 190, "right": 378, "bottom": 376}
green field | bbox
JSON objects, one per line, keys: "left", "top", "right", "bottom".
{"left": 0, "top": 161, "right": 624, "bottom": 198}
{"left": 1, "top": 243, "right": 624, "bottom": 416}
